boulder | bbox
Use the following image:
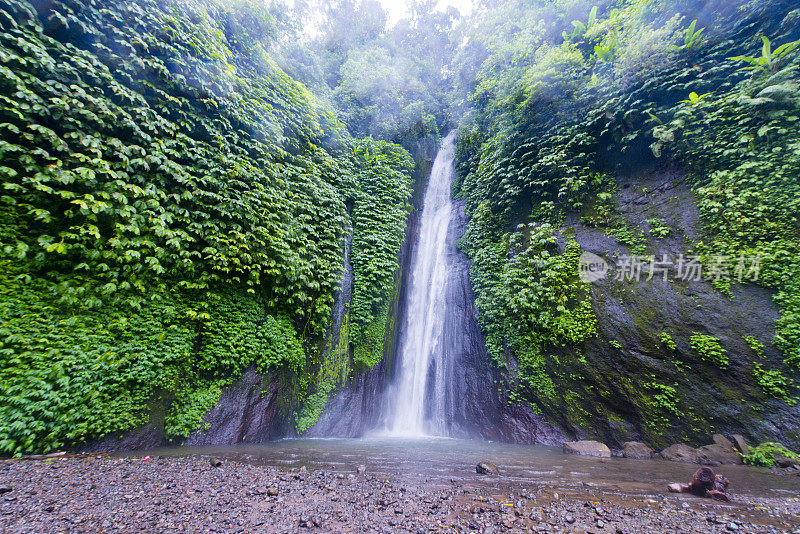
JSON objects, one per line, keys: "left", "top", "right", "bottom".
{"left": 660, "top": 444, "right": 699, "bottom": 463}
{"left": 476, "top": 462, "right": 500, "bottom": 475}
{"left": 622, "top": 441, "right": 653, "bottom": 459}
{"left": 712, "top": 434, "right": 735, "bottom": 449}
{"left": 731, "top": 434, "right": 750, "bottom": 455}
{"left": 775, "top": 456, "right": 800, "bottom": 470}
{"left": 562, "top": 441, "right": 611, "bottom": 458}
{"left": 697, "top": 443, "right": 742, "bottom": 465}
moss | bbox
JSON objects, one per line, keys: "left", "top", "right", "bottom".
{"left": 294, "top": 308, "right": 353, "bottom": 434}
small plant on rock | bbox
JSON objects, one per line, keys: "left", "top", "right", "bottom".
{"left": 690, "top": 334, "right": 728, "bottom": 368}
{"left": 728, "top": 36, "right": 800, "bottom": 74}
{"left": 659, "top": 332, "right": 677, "bottom": 350}
{"left": 742, "top": 442, "right": 799, "bottom": 467}
{"left": 752, "top": 364, "right": 796, "bottom": 404}
{"left": 744, "top": 335, "right": 764, "bottom": 357}
{"left": 671, "top": 19, "right": 705, "bottom": 52}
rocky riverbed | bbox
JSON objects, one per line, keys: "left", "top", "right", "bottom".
{"left": 1, "top": 454, "right": 799, "bottom": 533}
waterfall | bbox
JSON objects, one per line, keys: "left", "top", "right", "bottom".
{"left": 311, "top": 131, "right": 557, "bottom": 442}
{"left": 383, "top": 132, "right": 456, "bottom": 437}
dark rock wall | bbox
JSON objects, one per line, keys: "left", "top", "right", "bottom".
{"left": 184, "top": 369, "right": 281, "bottom": 446}
{"left": 79, "top": 367, "right": 280, "bottom": 451}
{"left": 544, "top": 167, "right": 800, "bottom": 449}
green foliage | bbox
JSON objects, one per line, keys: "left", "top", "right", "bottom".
{"left": 609, "top": 339, "right": 622, "bottom": 349}
{"left": 459, "top": 217, "right": 596, "bottom": 401}
{"left": 729, "top": 36, "right": 800, "bottom": 73}
{"left": 563, "top": 6, "right": 599, "bottom": 43}
{"left": 672, "top": 19, "right": 705, "bottom": 52}
{"left": 353, "top": 302, "right": 391, "bottom": 368}
{"left": 658, "top": 53, "right": 800, "bottom": 372}
{"left": 643, "top": 380, "right": 682, "bottom": 432}
{"left": 0, "top": 0, "right": 414, "bottom": 453}
{"left": 659, "top": 332, "right": 677, "bottom": 350}
{"left": 690, "top": 334, "right": 729, "bottom": 369}
{"left": 752, "top": 363, "right": 796, "bottom": 403}
{"left": 594, "top": 33, "right": 619, "bottom": 62}
{"left": 0, "top": 265, "right": 299, "bottom": 453}
{"left": 646, "top": 218, "right": 672, "bottom": 238}
{"left": 678, "top": 91, "right": 711, "bottom": 104}
{"left": 742, "top": 442, "right": 799, "bottom": 467}
{"left": 744, "top": 335, "right": 765, "bottom": 357}
{"left": 454, "top": 0, "right": 800, "bottom": 443}
{"left": 294, "top": 389, "right": 330, "bottom": 435}
{"left": 347, "top": 140, "right": 413, "bottom": 356}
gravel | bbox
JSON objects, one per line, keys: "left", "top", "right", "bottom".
{"left": 1, "top": 455, "right": 798, "bottom": 533}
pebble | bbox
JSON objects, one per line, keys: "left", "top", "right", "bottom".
{"left": 0, "top": 456, "right": 796, "bottom": 533}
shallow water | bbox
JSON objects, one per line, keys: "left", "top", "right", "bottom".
{"left": 122, "top": 438, "right": 799, "bottom": 499}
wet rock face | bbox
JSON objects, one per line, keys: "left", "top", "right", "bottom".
{"left": 546, "top": 168, "right": 800, "bottom": 450}
{"left": 731, "top": 435, "right": 751, "bottom": 455}
{"left": 184, "top": 368, "right": 280, "bottom": 446}
{"left": 440, "top": 201, "right": 565, "bottom": 442}
{"left": 433, "top": 200, "right": 567, "bottom": 443}
{"left": 79, "top": 423, "right": 165, "bottom": 452}
{"left": 697, "top": 444, "right": 742, "bottom": 466}
{"left": 305, "top": 360, "right": 388, "bottom": 437}
{"left": 695, "top": 435, "right": 742, "bottom": 466}
{"left": 563, "top": 441, "right": 612, "bottom": 458}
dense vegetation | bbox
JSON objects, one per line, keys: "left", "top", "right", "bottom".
{"left": 0, "top": 0, "right": 415, "bottom": 455}
{"left": 2, "top": 0, "right": 799, "bottom": 454}
{"left": 453, "top": 0, "right": 800, "bottom": 445}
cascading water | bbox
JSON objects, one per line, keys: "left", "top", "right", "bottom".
{"left": 383, "top": 132, "right": 457, "bottom": 437}
{"left": 307, "top": 131, "right": 559, "bottom": 443}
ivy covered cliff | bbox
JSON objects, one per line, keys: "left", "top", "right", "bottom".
{"left": 0, "top": 0, "right": 421, "bottom": 455}
{"left": 453, "top": 0, "right": 800, "bottom": 448}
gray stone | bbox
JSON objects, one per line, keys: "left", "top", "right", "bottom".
{"left": 476, "top": 462, "right": 500, "bottom": 475}
{"left": 775, "top": 456, "right": 800, "bottom": 469}
{"left": 622, "top": 441, "right": 653, "bottom": 459}
{"left": 731, "top": 435, "right": 750, "bottom": 455}
{"left": 697, "top": 443, "right": 742, "bottom": 465}
{"left": 712, "top": 434, "right": 735, "bottom": 449}
{"left": 562, "top": 441, "right": 611, "bottom": 458}
{"left": 660, "top": 444, "right": 699, "bottom": 463}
